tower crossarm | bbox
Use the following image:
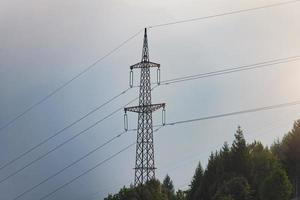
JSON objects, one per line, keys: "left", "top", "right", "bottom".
{"left": 130, "top": 61, "right": 160, "bottom": 70}
{"left": 125, "top": 103, "right": 165, "bottom": 114}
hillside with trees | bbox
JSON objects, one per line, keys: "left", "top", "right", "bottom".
{"left": 104, "top": 120, "right": 300, "bottom": 200}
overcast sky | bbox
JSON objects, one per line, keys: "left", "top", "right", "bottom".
{"left": 1, "top": 0, "right": 300, "bottom": 200}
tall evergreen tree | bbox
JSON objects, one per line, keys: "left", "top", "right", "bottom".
{"left": 248, "top": 141, "right": 279, "bottom": 199}
{"left": 163, "top": 175, "right": 176, "bottom": 200}
{"left": 230, "top": 126, "right": 250, "bottom": 178}
{"left": 271, "top": 120, "right": 300, "bottom": 198}
{"left": 187, "top": 162, "right": 203, "bottom": 200}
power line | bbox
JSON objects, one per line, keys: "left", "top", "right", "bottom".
{"left": 148, "top": 0, "right": 300, "bottom": 28}
{"left": 131, "top": 55, "right": 299, "bottom": 87}
{"left": 37, "top": 126, "right": 163, "bottom": 200}
{"left": 165, "top": 100, "right": 300, "bottom": 126}
{"left": 0, "top": 30, "right": 143, "bottom": 132}
{"left": 38, "top": 142, "right": 136, "bottom": 200}
{"left": 0, "top": 95, "right": 139, "bottom": 184}
{"left": 13, "top": 129, "right": 135, "bottom": 200}
{"left": 161, "top": 55, "right": 300, "bottom": 85}
{"left": 0, "top": 88, "right": 130, "bottom": 172}
{"left": 0, "top": 85, "right": 159, "bottom": 185}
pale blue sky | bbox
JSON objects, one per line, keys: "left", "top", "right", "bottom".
{"left": 0, "top": 0, "right": 300, "bottom": 200}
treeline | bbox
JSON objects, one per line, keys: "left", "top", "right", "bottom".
{"left": 104, "top": 120, "right": 300, "bottom": 200}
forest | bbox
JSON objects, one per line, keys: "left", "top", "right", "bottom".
{"left": 104, "top": 120, "right": 300, "bottom": 200}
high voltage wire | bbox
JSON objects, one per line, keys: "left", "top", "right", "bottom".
{"left": 1, "top": 55, "right": 298, "bottom": 178}
{"left": 0, "top": 88, "right": 130, "bottom": 171}
{"left": 2, "top": 0, "right": 299, "bottom": 133}
{"left": 0, "top": 95, "right": 139, "bottom": 184}
{"left": 15, "top": 100, "right": 300, "bottom": 200}
{"left": 37, "top": 142, "right": 136, "bottom": 200}
{"left": 165, "top": 100, "right": 300, "bottom": 126}
{"left": 160, "top": 55, "right": 300, "bottom": 85}
{"left": 13, "top": 129, "right": 135, "bottom": 200}
{"left": 0, "top": 86, "right": 159, "bottom": 185}
{"left": 36, "top": 126, "right": 164, "bottom": 200}
{"left": 132, "top": 55, "right": 300, "bottom": 87}
{"left": 0, "top": 30, "right": 143, "bottom": 132}
{"left": 147, "top": 0, "right": 300, "bottom": 28}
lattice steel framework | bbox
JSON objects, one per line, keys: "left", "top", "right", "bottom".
{"left": 124, "top": 28, "right": 165, "bottom": 185}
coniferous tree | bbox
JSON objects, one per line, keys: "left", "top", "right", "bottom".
{"left": 230, "top": 126, "right": 250, "bottom": 178}
{"left": 163, "top": 175, "right": 176, "bottom": 200}
{"left": 271, "top": 120, "right": 300, "bottom": 198}
{"left": 248, "top": 141, "right": 279, "bottom": 199}
{"left": 187, "top": 162, "right": 203, "bottom": 200}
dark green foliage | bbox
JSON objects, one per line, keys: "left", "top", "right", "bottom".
{"left": 191, "top": 127, "right": 251, "bottom": 200}
{"left": 176, "top": 190, "right": 186, "bottom": 200}
{"left": 271, "top": 120, "right": 300, "bottom": 198}
{"left": 104, "top": 179, "right": 168, "bottom": 200}
{"left": 104, "top": 178, "right": 179, "bottom": 200}
{"left": 213, "top": 177, "right": 252, "bottom": 200}
{"left": 162, "top": 175, "right": 176, "bottom": 200}
{"left": 248, "top": 141, "right": 279, "bottom": 198}
{"left": 186, "top": 162, "right": 203, "bottom": 200}
{"left": 259, "top": 168, "right": 292, "bottom": 200}
{"left": 187, "top": 126, "right": 293, "bottom": 200}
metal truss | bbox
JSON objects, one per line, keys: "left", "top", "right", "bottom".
{"left": 124, "top": 28, "right": 165, "bottom": 185}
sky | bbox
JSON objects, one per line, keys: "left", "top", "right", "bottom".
{"left": 0, "top": 0, "right": 300, "bottom": 199}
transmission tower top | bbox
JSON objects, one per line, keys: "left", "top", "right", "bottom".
{"left": 142, "top": 28, "right": 149, "bottom": 62}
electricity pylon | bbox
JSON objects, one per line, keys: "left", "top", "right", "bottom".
{"left": 124, "top": 28, "right": 166, "bottom": 185}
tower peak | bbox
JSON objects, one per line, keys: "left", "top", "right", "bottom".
{"left": 142, "top": 28, "right": 149, "bottom": 62}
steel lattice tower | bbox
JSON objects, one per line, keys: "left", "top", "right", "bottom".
{"left": 124, "top": 28, "right": 165, "bottom": 185}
